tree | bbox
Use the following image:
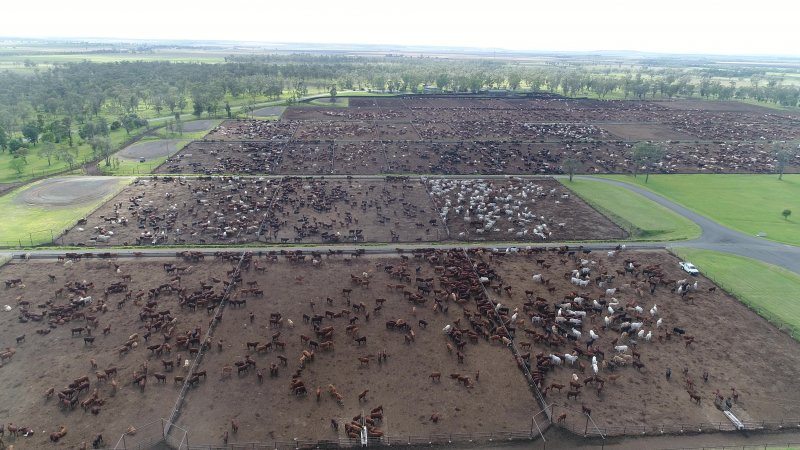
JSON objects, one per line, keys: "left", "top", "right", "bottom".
{"left": 774, "top": 142, "right": 798, "bottom": 180}
{"left": 174, "top": 113, "right": 183, "bottom": 136}
{"left": 192, "top": 99, "right": 204, "bottom": 118}
{"left": 0, "top": 125, "right": 7, "bottom": 152}
{"left": 9, "top": 157, "right": 26, "bottom": 175}
{"left": 9, "top": 138, "right": 26, "bottom": 154}
{"left": 57, "top": 148, "right": 76, "bottom": 170}
{"left": 22, "top": 122, "right": 39, "bottom": 146}
{"left": 632, "top": 142, "right": 665, "bottom": 183}
{"left": 37, "top": 141, "right": 56, "bottom": 166}
{"left": 329, "top": 85, "right": 337, "bottom": 103}
{"left": 782, "top": 209, "right": 792, "bottom": 220}
{"left": 120, "top": 114, "right": 144, "bottom": 135}
{"left": 16, "top": 147, "right": 30, "bottom": 162}
{"left": 507, "top": 72, "right": 522, "bottom": 91}
{"left": 90, "top": 136, "right": 112, "bottom": 166}
{"left": 562, "top": 158, "right": 581, "bottom": 182}
{"left": 224, "top": 101, "right": 232, "bottom": 119}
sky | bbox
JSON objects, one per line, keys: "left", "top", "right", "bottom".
{"left": 5, "top": 0, "right": 797, "bottom": 56}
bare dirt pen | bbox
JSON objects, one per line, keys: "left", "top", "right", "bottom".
{"left": 474, "top": 248, "right": 800, "bottom": 434}
{"left": 155, "top": 97, "right": 800, "bottom": 176}
{"left": 177, "top": 253, "right": 535, "bottom": 445}
{"left": 116, "top": 140, "right": 185, "bottom": 161}
{"left": 0, "top": 256, "right": 233, "bottom": 449}
{"left": 427, "top": 177, "right": 626, "bottom": 242}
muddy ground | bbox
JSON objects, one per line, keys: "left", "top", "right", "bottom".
{"left": 2, "top": 249, "right": 799, "bottom": 447}
{"left": 475, "top": 248, "right": 800, "bottom": 435}
{"left": 177, "top": 253, "right": 536, "bottom": 445}
{"left": 0, "top": 256, "right": 234, "bottom": 449}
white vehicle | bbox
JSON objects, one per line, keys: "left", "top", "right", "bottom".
{"left": 679, "top": 262, "right": 699, "bottom": 275}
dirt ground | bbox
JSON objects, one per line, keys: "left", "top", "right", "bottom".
{"left": 177, "top": 254, "right": 536, "bottom": 445}
{"left": 601, "top": 123, "right": 697, "bottom": 141}
{"left": 115, "top": 140, "right": 184, "bottom": 161}
{"left": 2, "top": 249, "right": 799, "bottom": 447}
{"left": 0, "top": 256, "right": 233, "bottom": 449}
{"left": 474, "top": 248, "right": 800, "bottom": 435}
{"left": 266, "top": 177, "right": 444, "bottom": 244}
{"left": 180, "top": 120, "right": 219, "bottom": 133}
{"left": 427, "top": 177, "right": 626, "bottom": 241}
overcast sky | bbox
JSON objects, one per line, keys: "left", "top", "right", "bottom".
{"left": 5, "top": 0, "right": 796, "bottom": 56}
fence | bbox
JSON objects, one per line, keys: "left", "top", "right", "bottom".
{"left": 555, "top": 416, "right": 800, "bottom": 438}
{"left": 113, "top": 418, "right": 188, "bottom": 450}
{"left": 121, "top": 428, "right": 542, "bottom": 450}
{"left": 660, "top": 443, "right": 800, "bottom": 450}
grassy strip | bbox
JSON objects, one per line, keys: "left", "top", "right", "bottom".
{"left": 604, "top": 174, "right": 800, "bottom": 246}
{"left": 562, "top": 178, "right": 701, "bottom": 241}
{"left": 0, "top": 177, "right": 133, "bottom": 247}
{"left": 671, "top": 248, "right": 800, "bottom": 340}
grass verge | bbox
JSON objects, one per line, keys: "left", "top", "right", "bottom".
{"left": 604, "top": 174, "right": 800, "bottom": 246}
{"left": 562, "top": 177, "right": 701, "bottom": 241}
{"left": 671, "top": 248, "right": 800, "bottom": 340}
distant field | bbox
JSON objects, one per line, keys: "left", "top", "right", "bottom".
{"left": 672, "top": 248, "right": 800, "bottom": 340}
{"left": 563, "top": 178, "right": 701, "bottom": 241}
{"left": 605, "top": 174, "right": 800, "bottom": 246}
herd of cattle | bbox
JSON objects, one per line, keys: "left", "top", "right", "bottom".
{"left": 154, "top": 96, "right": 799, "bottom": 176}
{"left": 62, "top": 175, "right": 624, "bottom": 247}
{"left": 0, "top": 243, "right": 794, "bottom": 446}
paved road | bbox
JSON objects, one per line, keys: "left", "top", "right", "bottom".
{"left": 582, "top": 176, "right": 800, "bottom": 275}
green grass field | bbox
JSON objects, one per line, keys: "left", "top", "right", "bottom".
{"left": 562, "top": 177, "right": 701, "bottom": 241}
{"left": 0, "top": 177, "right": 133, "bottom": 247}
{"left": 605, "top": 174, "right": 800, "bottom": 246}
{"left": 672, "top": 248, "right": 800, "bottom": 339}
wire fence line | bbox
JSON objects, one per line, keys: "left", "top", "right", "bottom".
{"left": 555, "top": 416, "right": 800, "bottom": 438}
{"left": 106, "top": 417, "right": 800, "bottom": 450}
{"left": 121, "top": 428, "right": 543, "bottom": 450}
